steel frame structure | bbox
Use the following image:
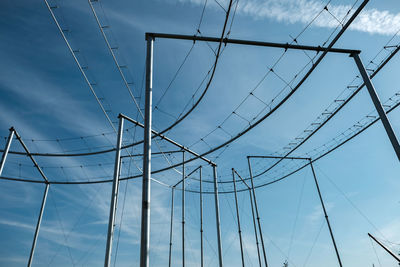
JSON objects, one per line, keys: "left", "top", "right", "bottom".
{"left": 2, "top": 1, "right": 400, "bottom": 266}
{"left": 4, "top": 0, "right": 397, "bottom": 190}
{"left": 135, "top": 11, "right": 400, "bottom": 262}
{"left": 2, "top": 1, "right": 399, "bottom": 190}
{"left": 101, "top": 113, "right": 220, "bottom": 267}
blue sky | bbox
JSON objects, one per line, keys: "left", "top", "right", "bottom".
{"left": 1, "top": 0, "right": 400, "bottom": 266}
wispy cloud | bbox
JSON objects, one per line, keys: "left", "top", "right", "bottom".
{"left": 307, "top": 202, "right": 334, "bottom": 223}
{"left": 180, "top": 0, "right": 400, "bottom": 36}
{"left": 377, "top": 218, "right": 400, "bottom": 245}
{"left": 0, "top": 66, "right": 111, "bottom": 138}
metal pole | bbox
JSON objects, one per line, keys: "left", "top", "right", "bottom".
{"left": 352, "top": 53, "right": 400, "bottom": 161}
{"left": 213, "top": 165, "right": 223, "bottom": 267}
{"left": 120, "top": 114, "right": 214, "bottom": 165}
{"left": 247, "top": 157, "right": 268, "bottom": 267}
{"left": 140, "top": 34, "right": 153, "bottom": 267}
{"left": 368, "top": 233, "right": 400, "bottom": 263}
{"left": 182, "top": 152, "right": 185, "bottom": 267}
{"left": 27, "top": 183, "right": 49, "bottom": 267}
{"left": 13, "top": 130, "right": 48, "bottom": 183}
{"left": 234, "top": 169, "right": 262, "bottom": 266}
{"left": 104, "top": 116, "right": 124, "bottom": 267}
{"left": 168, "top": 188, "right": 175, "bottom": 267}
{"left": 232, "top": 169, "right": 245, "bottom": 267}
{"left": 146, "top": 32, "right": 361, "bottom": 55}
{"left": 199, "top": 167, "right": 204, "bottom": 267}
{"left": 249, "top": 189, "right": 262, "bottom": 267}
{"left": 0, "top": 128, "right": 14, "bottom": 176}
{"left": 309, "top": 161, "right": 342, "bottom": 267}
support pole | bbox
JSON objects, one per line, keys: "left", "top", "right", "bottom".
{"left": 120, "top": 114, "right": 214, "bottom": 165}
{"left": 140, "top": 34, "right": 154, "bottom": 267}
{"left": 213, "top": 165, "right": 223, "bottom": 267}
{"left": 232, "top": 169, "right": 245, "bottom": 267}
{"left": 5, "top": 128, "right": 50, "bottom": 267}
{"left": 249, "top": 189, "right": 262, "bottom": 267}
{"left": 104, "top": 116, "right": 124, "bottom": 267}
{"left": 168, "top": 188, "right": 175, "bottom": 267}
{"left": 182, "top": 152, "right": 185, "bottom": 267}
{"left": 352, "top": 53, "right": 400, "bottom": 161}
{"left": 0, "top": 127, "right": 14, "bottom": 176}
{"left": 14, "top": 130, "right": 48, "bottom": 183}
{"left": 199, "top": 167, "right": 204, "bottom": 267}
{"left": 309, "top": 161, "right": 342, "bottom": 267}
{"left": 368, "top": 233, "right": 400, "bottom": 263}
{"left": 247, "top": 157, "right": 268, "bottom": 267}
{"left": 235, "top": 169, "right": 263, "bottom": 267}
{"left": 27, "top": 183, "right": 49, "bottom": 267}
{"left": 9, "top": 128, "right": 51, "bottom": 267}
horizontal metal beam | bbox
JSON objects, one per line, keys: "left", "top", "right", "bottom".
{"left": 248, "top": 155, "right": 310, "bottom": 160}
{"left": 146, "top": 32, "right": 361, "bottom": 54}
{"left": 119, "top": 114, "right": 216, "bottom": 166}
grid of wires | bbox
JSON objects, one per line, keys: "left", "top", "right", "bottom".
{"left": 1, "top": 0, "right": 400, "bottom": 194}
{"left": 2, "top": 1, "right": 400, "bottom": 266}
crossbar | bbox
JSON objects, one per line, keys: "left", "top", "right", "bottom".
{"left": 120, "top": 113, "right": 216, "bottom": 166}
{"left": 146, "top": 33, "right": 361, "bottom": 54}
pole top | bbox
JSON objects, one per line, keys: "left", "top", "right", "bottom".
{"left": 349, "top": 52, "right": 360, "bottom": 58}
{"left": 145, "top": 32, "right": 155, "bottom": 41}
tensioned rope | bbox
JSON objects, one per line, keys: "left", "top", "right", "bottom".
{"left": 0, "top": 0, "right": 337, "bottom": 157}
{"left": 2, "top": 84, "right": 399, "bottom": 194}
{"left": 3, "top": 0, "right": 394, "bottom": 194}
{"left": 1, "top": 0, "right": 367, "bottom": 188}
{"left": 5, "top": 84, "right": 398, "bottom": 193}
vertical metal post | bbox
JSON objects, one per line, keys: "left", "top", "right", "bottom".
{"left": 140, "top": 34, "right": 154, "bottom": 267}
{"left": 235, "top": 169, "right": 261, "bottom": 267}
{"left": 352, "top": 53, "right": 400, "bottom": 161}
{"left": 182, "top": 152, "right": 185, "bottom": 267}
{"left": 168, "top": 188, "right": 175, "bottom": 267}
{"left": 27, "top": 183, "right": 49, "bottom": 267}
{"left": 4, "top": 128, "right": 50, "bottom": 266}
{"left": 213, "top": 165, "right": 223, "bottom": 267}
{"left": 309, "top": 161, "right": 342, "bottom": 267}
{"left": 249, "top": 189, "right": 262, "bottom": 267}
{"left": 247, "top": 157, "right": 268, "bottom": 267}
{"left": 0, "top": 127, "right": 14, "bottom": 176}
{"left": 232, "top": 169, "right": 245, "bottom": 267}
{"left": 199, "top": 167, "right": 204, "bottom": 267}
{"left": 104, "top": 116, "right": 124, "bottom": 267}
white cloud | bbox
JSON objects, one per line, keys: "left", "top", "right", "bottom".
{"left": 0, "top": 66, "right": 111, "bottom": 138}
{"left": 307, "top": 202, "right": 334, "bottom": 223}
{"left": 181, "top": 0, "right": 400, "bottom": 36}
{"left": 376, "top": 218, "right": 400, "bottom": 247}
{"left": 0, "top": 218, "right": 35, "bottom": 231}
